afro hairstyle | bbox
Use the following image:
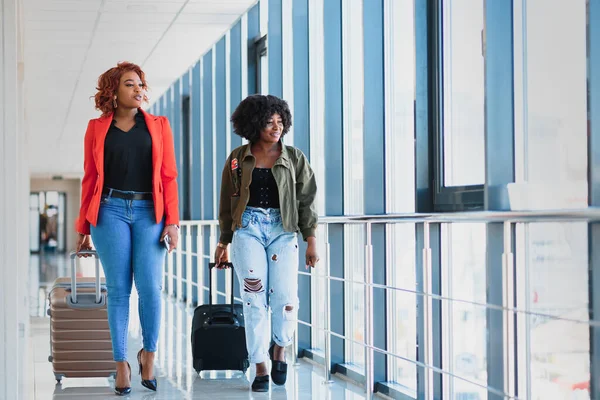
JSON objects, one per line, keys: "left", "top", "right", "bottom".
{"left": 230, "top": 94, "right": 292, "bottom": 143}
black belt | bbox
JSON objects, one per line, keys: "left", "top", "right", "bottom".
{"left": 102, "top": 188, "right": 153, "bottom": 201}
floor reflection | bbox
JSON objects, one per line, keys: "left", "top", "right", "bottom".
{"left": 31, "top": 253, "right": 366, "bottom": 399}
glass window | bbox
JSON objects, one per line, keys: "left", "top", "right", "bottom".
{"left": 518, "top": 223, "right": 589, "bottom": 400}
{"left": 385, "top": 0, "right": 416, "bottom": 214}
{"left": 344, "top": 225, "right": 365, "bottom": 368}
{"left": 308, "top": 0, "right": 326, "bottom": 350}
{"left": 440, "top": 0, "right": 485, "bottom": 187}
{"left": 441, "top": 223, "right": 487, "bottom": 400}
{"left": 513, "top": 0, "right": 588, "bottom": 208}
{"left": 342, "top": 0, "right": 365, "bottom": 368}
{"left": 386, "top": 224, "right": 417, "bottom": 393}
{"left": 513, "top": 1, "right": 590, "bottom": 396}
{"left": 384, "top": 0, "right": 417, "bottom": 391}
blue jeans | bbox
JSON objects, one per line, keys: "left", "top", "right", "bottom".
{"left": 90, "top": 189, "right": 166, "bottom": 362}
{"left": 231, "top": 207, "right": 299, "bottom": 364}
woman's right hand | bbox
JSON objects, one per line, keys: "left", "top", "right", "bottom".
{"left": 214, "top": 245, "right": 229, "bottom": 269}
{"left": 76, "top": 233, "right": 93, "bottom": 257}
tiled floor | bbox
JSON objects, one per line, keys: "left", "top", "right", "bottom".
{"left": 29, "top": 253, "right": 368, "bottom": 399}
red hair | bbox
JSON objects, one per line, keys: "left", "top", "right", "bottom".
{"left": 94, "top": 62, "right": 149, "bottom": 116}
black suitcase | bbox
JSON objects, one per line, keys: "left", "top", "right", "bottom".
{"left": 191, "top": 262, "right": 249, "bottom": 374}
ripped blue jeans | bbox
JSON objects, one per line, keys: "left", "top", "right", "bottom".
{"left": 231, "top": 207, "right": 299, "bottom": 364}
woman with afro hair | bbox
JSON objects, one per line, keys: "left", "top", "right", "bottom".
{"left": 75, "top": 62, "right": 180, "bottom": 395}
{"left": 215, "top": 94, "right": 319, "bottom": 392}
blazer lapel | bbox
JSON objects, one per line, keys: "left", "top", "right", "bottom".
{"left": 94, "top": 114, "right": 113, "bottom": 174}
{"left": 140, "top": 108, "right": 161, "bottom": 177}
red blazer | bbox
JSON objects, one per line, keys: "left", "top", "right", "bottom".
{"left": 75, "top": 108, "right": 180, "bottom": 235}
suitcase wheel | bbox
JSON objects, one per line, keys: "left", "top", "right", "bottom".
{"left": 48, "top": 355, "right": 53, "bottom": 362}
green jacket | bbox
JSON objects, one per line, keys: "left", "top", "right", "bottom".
{"left": 218, "top": 143, "right": 318, "bottom": 244}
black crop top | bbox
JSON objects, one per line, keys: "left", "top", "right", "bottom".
{"left": 247, "top": 168, "right": 280, "bottom": 209}
{"left": 103, "top": 112, "right": 153, "bottom": 192}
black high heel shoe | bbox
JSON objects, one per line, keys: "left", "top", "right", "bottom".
{"left": 114, "top": 362, "right": 132, "bottom": 396}
{"left": 137, "top": 348, "right": 157, "bottom": 391}
{"left": 268, "top": 343, "right": 288, "bottom": 386}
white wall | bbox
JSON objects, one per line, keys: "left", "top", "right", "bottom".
{"left": 1, "top": 0, "right": 30, "bottom": 398}
{"left": 31, "top": 178, "right": 81, "bottom": 252}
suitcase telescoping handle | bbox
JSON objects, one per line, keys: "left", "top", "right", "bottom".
{"left": 208, "top": 262, "right": 236, "bottom": 318}
{"left": 69, "top": 250, "right": 102, "bottom": 304}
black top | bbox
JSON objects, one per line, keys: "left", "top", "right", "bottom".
{"left": 103, "top": 112, "right": 153, "bottom": 192}
{"left": 247, "top": 168, "right": 280, "bottom": 209}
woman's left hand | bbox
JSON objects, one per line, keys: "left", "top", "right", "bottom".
{"left": 305, "top": 237, "right": 319, "bottom": 268}
{"left": 161, "top": 224, "right": 179, "bottom": 253}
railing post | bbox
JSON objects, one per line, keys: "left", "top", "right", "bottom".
{"left": 210, "top": 225, "right": 218, "bottom": 304}
{"left": 422, "top": 221, "right": 434, "bottom": 399}
{"left": 176, "top": 229, "right": 183, "bottom": 302}
{"left": 292, "top": 330, "right": 301, "bottom": 366}
{"left": 364, "top": 222, "right": 374, "bottom": 398}
{"left": 167, "top": 245, "right": 174, "bottom": 297}
{"left": 502, "top": 221, "right": 516, "bottom": 397}
{"left": 197, "top": 225, "right": 204, "bottom": 304}
{"left": 323, "top": 223, "right": 334, "bottom": 384}
{"left": 185, "top": 225, "right": 193, "bottom": 307}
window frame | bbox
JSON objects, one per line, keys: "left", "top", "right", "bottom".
{"left": 181, "top": 94, "right": 192, "bottom": 221}
{"left": 429, "top": 0, "right": 485, "bottom": 212}
{"left": 254, "top": 34, "right": 268, "bottom": 94}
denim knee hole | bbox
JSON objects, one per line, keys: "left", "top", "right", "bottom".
{"left": 243, "top": 278, "right": 264, "bottom": 293}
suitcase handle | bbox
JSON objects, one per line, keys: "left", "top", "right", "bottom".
{"left": 208, "top": 262, "right": 235, "bottom": 318}
{"left": 69, "top": 250, "right": 102, "bottom": 304}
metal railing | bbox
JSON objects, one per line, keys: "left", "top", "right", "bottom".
{"left": 165, "top": 208, "right": 600, "bottom": 399}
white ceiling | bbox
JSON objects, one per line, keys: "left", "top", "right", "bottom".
{"left": 24, "top": 0, "right": 255, "bottom": 177}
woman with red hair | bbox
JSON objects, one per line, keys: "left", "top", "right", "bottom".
{"left": 75, "top": 62, "right": 180, "bottom": 395}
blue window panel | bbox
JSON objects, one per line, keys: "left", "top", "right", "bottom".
{"left": 292, "top": 0, "right": 310, "bottom": 156}
{"left": 202, "top": 51, "right": 214, "bottom": 220}
{"left": 323, "top": 0, "right": 343, "bottom": 217}
{"left": 323, "top": 0, "right": 344, "bottom": 367}
{"left": 167, "top": 87, "right": 174, "bottom": 126}
{"left": 363, "top": 0, "right": 385, "bottom": 215}
{"left": 363, "top": 0, "right": 388, "bottom": 382}
{"left": 588, "top": 1, "right": 599, "bottom": 398}
{"left": 230, "top": 20, "right": 243, "bottom": 149}
{"left": 363, "top": 0, "right": 387, "bottom": 383}
{"left": 415, "top": 0, "right": 433, "bottom": 213}
{"left": 328, "top": 224, "right": 345, "bottom": 367}
{"left": 485, "top": 3, "right": 515, "bottom": 211}
{"left": 182, "top": 70, "right": 190, "bottom": 96}
{"left": 215, "top": 37, "right": 228, "bottom": 191}
{"left": 215, "top": 37, "right": 227, "bottom": 304}
{"left": 173, "top": 80, "right": 183, "bottom": 214}
{"left": 485, "top": 2, "right": 515, "bottom": 399}
{"left": 416, "top": 223, "right": 442, "bottom": 399}
{"left": 247, "top": 4, "right": 260, "bottom": 95}
{"left": 191, "top": 61, "right": 202, "bottom": 220}
{"left": 268, "top": 0, "right": 283, "bottom": 97}
{"left": 415, "top": 2, "right": 432, "bottom": 393}
{"left": 291, "top": 0, "right": 311, "bottom": 352}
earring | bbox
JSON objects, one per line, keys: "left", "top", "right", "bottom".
{"left": 113, "top": 98, "right": 118, "bottom": 108}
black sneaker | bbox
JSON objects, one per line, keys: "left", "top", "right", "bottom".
{"left": 252, "top": 375, "right": 269, "bottom": 392}
{"left": 269, "top": 344, "right": 288, "bottom": 386}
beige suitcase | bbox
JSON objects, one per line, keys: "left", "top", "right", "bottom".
{"left": 48, "top": 250, "right": 116, "bottom": 383}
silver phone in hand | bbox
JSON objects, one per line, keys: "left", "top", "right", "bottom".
{"left": 163, "top": 234, "right": 170, "bottom": 251}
